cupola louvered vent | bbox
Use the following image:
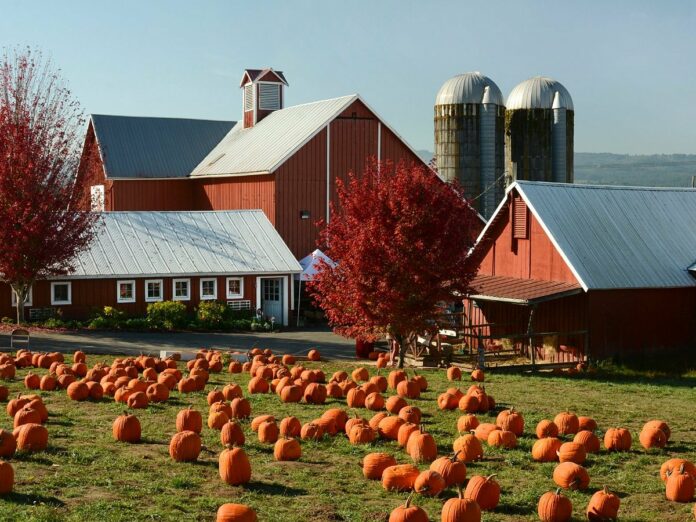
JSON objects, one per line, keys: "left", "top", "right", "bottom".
{"left": 243, "top": 84, "right": 254, "bottom": 112}
{"left": 259, "top": 84, "right": 280, "bottom": 110}
{"left": 512, "top": 196, "right": 528, "bottom": 239}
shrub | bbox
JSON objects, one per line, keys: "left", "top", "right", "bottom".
{"left": 88, "top": 306, "right": 127, "bottom": 329}
{"left": 224, "top": 318, "right": 253, "bottom": 331}
{"left": 123, "top": 318, "right": 148, "bottom": 330}
{"left": 146, "top": 301, "right": 188, "bottom": 330}
{"left": 196, "top": 301, "right": 226, "bottom": 329}
{"left": 87, "top": 316, "right": 110, "bottom": 330}
{"left": 1, "top": 317, "right": 14, "bottom": 325}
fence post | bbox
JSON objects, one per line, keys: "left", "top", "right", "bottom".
{"left": 526, "top": 305, "right": 537, "bottom": 370}
{"left": 477, "top": 332, "right": 485, "bottom": 370}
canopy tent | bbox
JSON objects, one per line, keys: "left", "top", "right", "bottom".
{"left": 294, "top": 249, "right": 335, "bottom": 325}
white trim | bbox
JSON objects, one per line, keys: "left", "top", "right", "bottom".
{"left": 44, "top": 270, "right": 301, "bottom": 281}
{"left": 200, "top": 277, "right": 218, "bottom": 300}
{"left": 172, "top": 278, "right": 191, "bottom": 301}
{"left": 11, "top": 286, "right": 33, "bottom": 307}
{"left": 226, "top": 277, "right": 244, "bottom": 299}
{"left": 144, "top": 279, "right": 163, "bottom": 302}
{"left": 116, "top": 280, "right": 136, "bottom": 303}
{"left": 326, "top": 123, "right": 331, "bottom": 224}
{"left": 290, "top": 273, "right": 294, "bottom": 311}
{"left": 50, "top": 282, "right": 72, "bottom": 305}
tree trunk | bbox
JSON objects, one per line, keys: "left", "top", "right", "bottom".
{"left": 396, "top": 333, "right": 406, "bottom": 369}
{"left": 11, "top": 283, "right": 29, "bottom": 325}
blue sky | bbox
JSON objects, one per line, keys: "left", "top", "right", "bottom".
{"left": 2, "top": 0, "right": 694, "bottom": 154}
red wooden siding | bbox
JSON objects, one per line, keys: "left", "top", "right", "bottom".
{"left": 274, "top": 129, "right": 327, "bottom": 258}
{"left": 110, "top": 180, "right": 193, "bottom": 211}
{"left": 477, "top": 194, "right": 578, "bottom": 284}
{"left": 380, "top": 124, "right": 423, "bottom": 165}
{"left": 77, "top": 123, "right": 113, "bottom": 211}
{"left": 197, "top": 174, "right": 276, "bottom": 223}
{"left": 244, "top": 111, "right": 254, "bottom": 128}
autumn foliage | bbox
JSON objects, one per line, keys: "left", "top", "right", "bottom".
{"left": 308, "top": 160, "right": 480, "bottom": 367}
{"left": 0, "top": 49, "right": 99, "bottom": 321}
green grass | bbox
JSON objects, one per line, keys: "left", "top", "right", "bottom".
{"left": 0, "top": 357, "right": 695, "bottom": 521}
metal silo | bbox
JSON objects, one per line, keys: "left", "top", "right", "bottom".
{"left": 434, "top": 72, "right": 505, "bottom": 219}
{"left": 505, "top": 76, "right": 574, "bottom": 184}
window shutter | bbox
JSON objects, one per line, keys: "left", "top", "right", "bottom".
{"left": 258, "top": 84, "right": 280, "bottom": 110}
{"left": 512, "top": 196, "right": 528, "bottom": 239}
{"left": 243, "top": 84, "right": 253, "bottom": 112}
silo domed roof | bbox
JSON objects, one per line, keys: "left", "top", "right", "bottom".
{"left": 435, "top": 72, "right": 504, "bottom": 106}
{"left": 506, "top": 76, "right": 574, "bottom": 110}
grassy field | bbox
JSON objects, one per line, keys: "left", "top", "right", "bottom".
{"left": 0, "top": 355, "right": 694, "bottom": 522}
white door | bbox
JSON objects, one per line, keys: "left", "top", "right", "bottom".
{"left": 261, "top": 278, "right": 283, "bottom": 324}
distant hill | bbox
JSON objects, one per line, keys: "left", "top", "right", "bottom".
{"left": 417, "top": 150, "right": 696, "bottom": 188}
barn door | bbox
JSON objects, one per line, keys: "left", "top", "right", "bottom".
{"left": 260, "top": 278, "right": 283, "bottom": 324}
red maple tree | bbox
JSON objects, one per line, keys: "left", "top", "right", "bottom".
{"left": 0, "top": 49, "right": 99, "bottom": 323}
{"left": 308, "top": 160, "right": 480, "bottom": 367}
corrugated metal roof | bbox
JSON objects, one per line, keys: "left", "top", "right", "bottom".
{"left": 506, "top": 77, "right": 574, "bottom": 110}
{"left": 435, "top": 72, "right": 504, "bottom": 106}
{"left": 67, "top": 211, "right": 301, "bottom": 279}
{"left": 190, "top": 95, "right": 357, "bottom": 177}
{"left": 513, "top": 181, "right": 696, "bottom": 290}
{"left": 91, "top": 115, "right": 235, "bottom": 179}
{"left": 469, "top": 274, "right": 582, "bottom": 304}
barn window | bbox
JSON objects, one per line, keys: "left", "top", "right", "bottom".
{"left": 200, "top": 278, "right": 217, "bottom": 300}
{"left": 300, "top": 210, "right": 310, "bottom": 219}
{"left": 145, "top": 279, "right": 163, "bottom": 302}
{"left": 51, "top": 282, "right": 72, "bottom": 305}
{"left": 173, "top": 279, "right": 190, "bottom": 301}
{"left": 512, "top": 196, "right": 528, "bottom": 239}
{"left": 258, "top": 83, "right": 280, "bottom": 110}
{"left": 226, "top": 277, "right": 244, "bottom": 299}
{"left": 117, "top": 280, "right": 136, "bottom": 303}
{"left": 243, "top": 84, "right": 254, "bottom": 112}
{"left": 90, "top": 185, "right": 105, "bottom": 212}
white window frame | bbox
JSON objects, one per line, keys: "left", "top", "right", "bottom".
{"left": 11, "top": 286, "right": 32, "bottom": 307}
{"left": 145, "top": 279, "right": 163, "bottom": 303}
{"left": 116, "top": 280, "right": 136, "bottom": 304}
{"left": 200, "top": 278, "right": 217, "bottom": 300}
{"left": 90, "top": 184, "right": 105, "bottom": 212}
{"left": 173, "top": 278, "right": 190, "bottom": 301}
{"left": 50, "top": 282, "right": 72, "bottom": 305}
{"left": 226, "top": 277, "right": 244, "bottom": 299}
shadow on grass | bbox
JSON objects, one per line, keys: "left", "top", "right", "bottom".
{"left": 497, "top": 503, "right": 536, "bottom": 516}
{"left": 3, "top": 491, "right": 65, "bottom": 506}
{"left": 245, "top": 481, "right": 307, "bottom": 496}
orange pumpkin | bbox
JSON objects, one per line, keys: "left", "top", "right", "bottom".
{"left": 220, "top": 419, "right": 245, "bottom": 446}
{"left": 389, "top": 492, "right": 429, "bottom": 522}
{"left": 496, "top": 408, "right": 524, "bottom": 436}
{"left": 553, "top": 462, "right": 590, "bottom": 490}
{"left": 604, "top": 427, "right": 632, "bottom": 452}
{"left": 169, "top": 430, "right": 201, "bottom": 462}
{"left": 586, "top": 486, "right": 620, "bottom": 521}
{"left": 665, "top": 465, "right": 695, "bottom": 502}
{"left": 536, "top": 420, "right": 559, "bottom": 439}
{"left": 457, "top": 414, "right": 480, "bottom": 433}
{"left": 0, "top": 460, "right": 14, "bottom": 495}
{"left": 532, "top": 438, "right": 562, "bottom": 462}
{"left": 216, "top": 503, "right": 257, "bottom": 522}
{"left": 538, "top": 488, "right": 572, "bottom": 522}
{"left": 441, "top": 487, "right": 481, "bottom": 522}
{"left": 453, "top": 434, "right": 484, "bottom": 463}
{"left": 487, "top": 429, "right": 517, "bottom": 449}
{"left": 219, "top": 445, "right": 251, "bottom": 485}
{"left": 639, "top": 426, "right": 667, "bottom": 450}
{"left": 430, "top": 452, "right": 467, "bottom": 487}
{"left": 382, "top": 464, "right": 420, "bottom": 492}
{"left": 557, "top": 442, "right": 586, "bottom": 464}
{"left": 553, "top": 411, "right": 579, "bottom": 435}
{"left": 406, "top": 431, "right": 437, "bottom": 463}
{"left": 362, "top": 452, "right": 398, "bottom": 480}
{"left": 573, "top": 430, "right": 601, "bottom": 453}
{"left": 414, "top": 470, "right": 446, "bottom": 497}
{"left": 464, "top": 474, "right": 500, "bottom": 511}
{"left": 274, "top": 437, "right": 301, "bottom": 461}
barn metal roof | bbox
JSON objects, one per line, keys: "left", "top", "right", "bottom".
{"left": 506, "top": 77, "right": 574, "bottom": 111}
{"left": 469, "top": 274, "right": 582, "bottom": 304}
{"left": 90, "top": 115, "right": 235, "bottom": 179}
{"left": 66, "top": 211, "right": 301, "bottom": 279}
{"left": 191, "top": 95, "right": 357, "bottom": 177}
{"left": 502, "top": 181, "right": 696, "bottom": 290}
{"left": 435, "top": 72, "right": 505, "bottom": 106}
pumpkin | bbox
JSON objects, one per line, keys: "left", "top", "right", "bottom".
{"left": 536, "top": 420, "right": 559, "bottom": 439}
{"left": 458, "top": 394, "right": 479, "bottom": 413}
{"left": 397, "top": 422, "right": 420, "bottom": 448}
{"left": 578, "top": 416, "right": 598, "bottom": 432}
{"left": 280, "top": 385, "right": 302, "bottom": 403}
{"left": 471, "top": 368, "right": 485, "bottom": 382}
{"left": 473, "top": 423, "right": 499, "bottom": 442}
{"left": 537, "top": 488, "right": 572, "bottom": 522}
{"left": 396, "top": 379, "right": 420, "bottom": 399}
{"left": 643, "top": 419, "right": 671, "bottom": 441}
{"left": 0, "top": 430, "right": 16, "bottom": 458}
{"left": 0, "top": 461, "right": 13, "bottom": 495}
{"left": 665, "top": 465, "right": 695, "bottom": 502}
{"left": 639, "top": 426, "right": 667, "bottom": 449}
{"left": 303, "top": 383, "right": 327, "bottom": 404}
{"left": 447, "top": 367, "right": 462, "bottom": 381}
{"left": 307, "top": 349, "right": 321, "bottom": 361}
{"left": 281, "top": 354, "right": 295, "bottom": 366}
{"left": 453, "top": 434, "right": 484, "bottom": 463}
{"left": 660, "top": 459, "right": 696, "bottom": 482}
{"left": 553, "top": 462, "right": 590, "bottom": 490}
{"left": 25, "top": 399, "right": 47, "bottom": 423}
{"left": 553, "top": 411, "right": 579, "bottom": 435}
{"left": 257, "top": 420, "right": 279, "bottom": 444}
{"left": 604, "top": 427, "right": 632, "bottom": 452}
{"left": 362, "top": 452, "right": 397, "bottom": 480}
{"left": 221, "top": 383, "right": 243, "bottom": 401}
{"left": 312, "top": 416, "right": 338, "bottom": 436}
{"left": 247, "top": 376, "right": 269, "bottom": 394}
{"left": 365, "top": 392, "right": 385, "bottom": 411}
{"left": 407, "top": 431, "right": 437, "bottom": 463}
{"left": 457, "top": 414, "right": 480, "bottom": 433}
{"left": 220, "top": 419, "right": 245, "bottom": 446}
{"left": 274, "top": 437, "right": 301, "bottom": 461}
{"left": 207, "top": 388, "right": 225, "bottom": 405}
{"left": 438, "top": 392, "right": 459, "bottom": 411}
{"left": 216, "top": 503, "right": 257, "bottom": 522}
{"left": 387, "top": 370, "right": 407, "bottom": 390}
{"left": 169, "top": 430, "right": 201, "bottom": 462}
{"left": 67, "top": 382, "right": 89, "bottom": 401}
{"left": 464, "top": 474, "right": 500, "bottom": 511}
{"left": 586, "top": 486, "right": 620, "bottom": 520}
{"left": 112, "top": 412, "right": 141, "bottom": 443}
{"left": 345, "top": 416, "right": 368, "bottom": 436}
{"left": 557, "top": 442, "right": 586, "bottom": 464}
{"left": 532, "top": 438, "right": 562, "bottom": 462}
{"left": 145, "top": 383, "right": 168, "bottom": 403}
{"left": 230, "top": 398, "right": 251, "bottom": 419}
{"left": 349, "top": 424, "right": 376, "bottom": 445}
{"left": 352, "top": 367, "right": 369, "bottom": 382}
{"left": 176, "top": 407, "right": 202, "bottom": 433}
{"left": 279, "top": 416, "right": 301, "bottom": 438}
{"left": 13, "top": 406, "right": 42, "bottom": 428}
{"left": 398, "top": 406, "right": 421, "bottom": 425}
{"left": 219, "top": 445, "right": 252, "bottom": 485}
{"left": 24, "top": 373, "right": 40, "bottom": 390}
{"left": 13, "top": 423, "right": 48, "bottom": 452}
{"left": 413, "top": 470, "right": 445, "bottom": 497}
{"left": 346, "top": 388, "right": 366, "bottom": 408}
{"left": 441, "top": 487, "right": 481, "bottom": 522}
{"left": 300, "top": 422, "right": 324, "bottom": 441}
{"left": 228, "top": 361, "right": 243, "bottom": 374}
{"left": 39, "top": 374, "right": 57, "bottom": 391}
{"left": 378, "top": 416, "right": 405, "bottom": 440}
{"left": 389, "top": 492, "right": 429, "bottom": 522}
{"left": 573, "top": 430, "right": 601, "bottom": 453}
{"left": 386, "top": 395, "right": 408, "bottom": 414}
{"left": 430, "top": 452, "right": 467, "bottom": 487}
{"left": 487, "top": 429, "right": 517, "bottom": 449}
{"left": 382, "top": 464, "right": 420, "bottom": 492}
{"left": 251, "top": 415, "right": 275, "bottom": 432}
{"left": 321, "top": 409, "right": 349, "bottom": 432}
{"left": 208, "top": 411, "right": 230, "bottom": 430}
{"left": 496, "top": 408, "right": 524, "bottom": 436}
{"left": 369, "top": 412, "right": 389, "bottom": 430}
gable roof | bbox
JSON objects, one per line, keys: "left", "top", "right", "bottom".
{"left": 91, "top": 115, "right": 235, "bottom": 179}
{"left": 240, "top": 68, "right": 288, "bottom": 86}
{"left": 478, "top": 181, "right": 696, "bottom": 290}
{"left": 65, "top": 210, "right": 301, "bottom": 279}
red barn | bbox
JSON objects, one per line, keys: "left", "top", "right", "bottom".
{"left": 465, "top": 181, "right": 696, "bottom": 360}
{"left": 80, "top": 68, "right": 426, "bottom": 258}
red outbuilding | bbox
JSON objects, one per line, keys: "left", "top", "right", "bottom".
{"left": 464, "top": 181, "right": 696, "bottom": 360}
